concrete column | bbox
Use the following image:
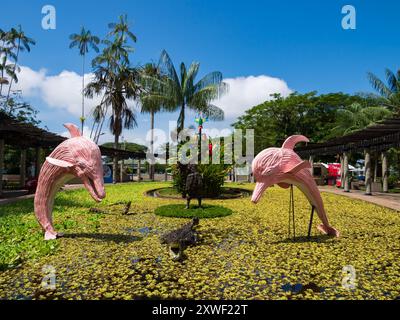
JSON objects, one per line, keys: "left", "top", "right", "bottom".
{"left": 343, "top": 152, "right": 350, "bottom": 192}
{"left": 0, "top": 139, "right": 4, "bottom": 195}
{"left": 35, "top": 147, "right": 42, "bottom": 178}
{"left": 137, "top": 159, "right": 141, "bottom": 182}
{"left": 309, "top": 155, "right": 314, "bottom": 176}
{"left": 382, "top": 151, "right": 389, "bottom": 193}
{"left": 365, "top": 149, "right": 372, "bottom": 195}
{"left": 339, "top": 155, "right": 344, "bottom": 189}
{"left": 373, "top": 154, "right": 378, "bottom": 182}
{"left": 120, "top": 159, "right": 124, "bottom": 183}
{"left": 20, "top": 149, "right": 27, "bottom": 188}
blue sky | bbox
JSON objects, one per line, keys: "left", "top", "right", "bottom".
{"left": 1, "top": 0, "right": 400, "bottom": 147}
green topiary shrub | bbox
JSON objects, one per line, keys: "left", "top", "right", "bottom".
{"left": 171, "top": 163, "right": 231, "bottom": 198}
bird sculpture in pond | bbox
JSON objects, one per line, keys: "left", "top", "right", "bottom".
{"left": 34, "top": 123, "right": 106, "bottom": 240}
{"left": 251, "top": 135, "right": 339, "bottom": 237}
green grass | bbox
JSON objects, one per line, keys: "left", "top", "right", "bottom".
{"left": 154, "top": 204, "right": 232, "bottom": 218}
{"left": 1, "top": 182, "right": 400, "bottom": 300}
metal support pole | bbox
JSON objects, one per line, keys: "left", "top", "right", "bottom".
{"left": 382, "top": 151, "right": 388, "bottom": 193}
{"left": 365, "top": 149, "right": 372, "bottom": 195}
{"left": 307, "top": 206, "right": 315, "bottom": 238}
{"left": 288, "top": 185, "right": 295, "bottom": 240}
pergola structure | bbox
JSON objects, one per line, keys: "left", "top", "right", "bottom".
{"left": 0, "top": 111, "right": 146, "bottom": 196}
{"left": 296, "top": 117, "right": 400, "bottom": 194}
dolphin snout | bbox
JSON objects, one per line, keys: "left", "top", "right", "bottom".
{"left": 251, "top": 182, "right": 268, "bottom": 203}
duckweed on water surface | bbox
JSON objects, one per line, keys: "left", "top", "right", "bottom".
{"left": 1, "top": 182, "right": 400, "bottom": 300}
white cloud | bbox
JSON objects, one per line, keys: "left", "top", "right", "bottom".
{"left": 12, "top": 65, "right": 102, "bottom": 117}
{"left": 213, "top": 75, "right": 292, "bottom": 119}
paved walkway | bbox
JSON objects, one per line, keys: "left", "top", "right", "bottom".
{"left": 319, "top": 186, "right": 400, "bottom": 212}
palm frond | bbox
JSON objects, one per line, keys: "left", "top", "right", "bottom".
{"left": 367, "top": 72, "right": 392, "bottom": 98}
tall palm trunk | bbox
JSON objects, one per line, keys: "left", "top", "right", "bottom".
{"left": 178, "top": 103, "right": 185, "bottom": 137}
{"left": 0, "top": 67, "right": 4, "bottom": 96}
{"left": 95, "top": 105, "right": 109, "bottom": 144}
{"left": 150, "top": 110, "right": 155, "bottom": 181}
{"left": 5, "top": 37, "right": 20, "bottom": 110}
{"left": 113, "top": 133, "right": 119, "bottom": 184}
{"left": 81, "top": 53, "right": 85, "bottom": 134}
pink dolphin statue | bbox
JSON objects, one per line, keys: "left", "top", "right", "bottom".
{"left": 34, "top": 123, "right": 106, "bottom": 240}
{"left": 251, "top": 135, "right": 339, "bottom": 237}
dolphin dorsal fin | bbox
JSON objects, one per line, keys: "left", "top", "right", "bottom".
{"left": 282, "top": 135, "right": 309, "bottom": 149}
{"left": 63, "top": 123, "right": 81, "bottom": 138}
{"left": 282, "top": 160, "right": 311, "bottom": 174}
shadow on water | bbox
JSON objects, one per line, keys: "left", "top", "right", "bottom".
{"left": 63, "top": 233, "right": 143, "bottom": 243}
{"left": 282, "top": 282, "right": 324, "bottom": 296}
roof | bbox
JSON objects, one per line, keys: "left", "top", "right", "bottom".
{"left": 0, "top": 111, "right": 146, "bottom": 159}
{"left": 296, "top": 117, "right": 400, "bottom": 156}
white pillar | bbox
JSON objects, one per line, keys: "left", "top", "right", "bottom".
{"left": 309, "top": 155, "right": 314, "bottom": 176}
{"left": 365, "top": 149, "right": 372, "bottom": 195}
{"left": 382, "top": 151, "right": 388, "bottom": 193}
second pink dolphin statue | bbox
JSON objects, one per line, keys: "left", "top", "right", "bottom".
{"left": 251, "top": 135, "right": 339, "bottom": 237}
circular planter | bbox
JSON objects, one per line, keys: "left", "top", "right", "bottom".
{"left": 145, "top": 187, "right": 252, "bottom": 200}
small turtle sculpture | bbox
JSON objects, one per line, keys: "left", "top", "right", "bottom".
{"left": 160, "top": 217, "right": 200, "bottom": 261}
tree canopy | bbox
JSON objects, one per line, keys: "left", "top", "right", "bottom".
{"left": 232, "top": 91, "right": 391, "bottom": 154}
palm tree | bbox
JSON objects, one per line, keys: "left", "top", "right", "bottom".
{"left": 5, "top": 25, "right": 35, "bottom": 107}
{"left": 107, "top": 14, "right": 137, "bottom": 43}
{"left": 154, "top": 50, "right": 228, "bottom": 136}
{"left": 0, "top": 56, "right": 19, "bottom": 105}
{"left": 139, "top": 62, "right": 165, "bottom": 180}
{"left": 86, "top": 15, "right": 140, "bottom": 183}
{"left": 69, "top": 27, "right": 100, "bottom": 133}
{"left": 0, "top": 29, "right": 17, "bottom": 96}
{"left": 331, "top": 102, "right": 392, "bottom": 136}
{"left": 87, "top": 65, "right": 141, "bottom": 183}
{"left": 367, "top": 68, "right": 400, "bottom": 114}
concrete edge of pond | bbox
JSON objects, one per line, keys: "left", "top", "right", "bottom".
{"left": 145, "top": 187, "right": 252, "bottom": 200}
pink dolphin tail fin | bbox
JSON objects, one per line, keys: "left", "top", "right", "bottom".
{"left": 317, "top": 224, "right": 340, "bottom": 237}
{"left": 282, "top": 135, "right": 309, "bottom": 150}
{"left": 63, "top": 123, "right": 81, "bottom": 138}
